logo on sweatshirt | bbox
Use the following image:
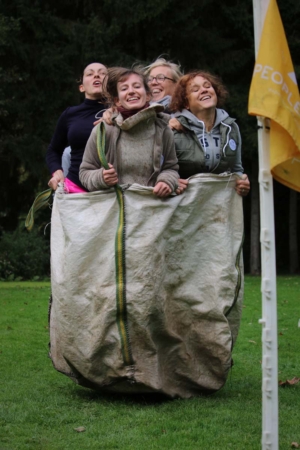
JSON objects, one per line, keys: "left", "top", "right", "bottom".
{"left": 229, "top": 139, "right": 237, "bottom": 151}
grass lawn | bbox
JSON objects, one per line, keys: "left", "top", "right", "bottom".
{"left": 0, "top": 277, "right": 299, "bottom": 450}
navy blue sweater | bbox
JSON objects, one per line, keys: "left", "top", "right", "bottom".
{"left": 46, "top": 98, "right": 106, "bottom": 189}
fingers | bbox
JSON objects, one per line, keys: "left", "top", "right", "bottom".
{"left": 48, "top": 170, "right": 64, "bottom": 190}
{"left": 153, "top": 182, "right": 172, "bottom": 197}
{"left": 168, "top": 118, "right": 185, "bottom": 132}
{"left": 176, "top": 178, "right": 189, "bottom": 195}
{"left": 93, "top": 118, "right": 103, "bottom": 126}
{"left": 103, "top": 164, "right": 118, "bottom": 186}
{"left": 236, "top": 174, "right": 250, "bottom": 196}
{"left": 102, "top": 108, "right": 114, "bottom": 126}
{"left": 48, "top": 178, "right": 58, "bottom": 190}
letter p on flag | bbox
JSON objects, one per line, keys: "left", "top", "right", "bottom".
{"left": 248, "top": 0, "right": 300, "bottom": 192}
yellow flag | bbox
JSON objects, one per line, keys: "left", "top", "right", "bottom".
{"left": 248, "top": 0, "right": 300, "bottom": 192}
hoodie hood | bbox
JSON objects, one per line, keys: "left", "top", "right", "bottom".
{"left": 174, "top": 108, "right": 229, "bottom": 131}
{"left": 150, "top": 95, "right": 172, "bottom": 109}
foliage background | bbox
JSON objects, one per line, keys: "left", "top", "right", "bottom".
{"left": 0, "top": 0, "right": 299, "bottom": 277}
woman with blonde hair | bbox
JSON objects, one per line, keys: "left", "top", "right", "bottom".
{"left": 143, "top": 57, "right": 183, "bottom": 110}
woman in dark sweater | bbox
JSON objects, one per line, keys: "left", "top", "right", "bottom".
{"left": 46, "top": 62, "right": 107, "bottom": 193}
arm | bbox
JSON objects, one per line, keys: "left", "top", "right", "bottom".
{"left": 231, "top": 124, "right": 244, "bottom": 175}
{"left": 46, "top": 110, "right": 69, "bottom": 175}
{"left": 156, "top": 127, "right": 179, "bottom": 193}
{"left": 79, "top": 125, "right": 118, "bottom": 191}
{"left": 93, "top": 107, "right": 117, "bottom": 126}
{"left": 169, "top": 117, "right": 185, "bottom": 132}
{"left": 231, "top": 124, "right": 250, "bottom": 196}
{"left": 46, "top": 110, "right": 72, "bottom": 190}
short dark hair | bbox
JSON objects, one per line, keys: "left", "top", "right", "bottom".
{"left": 170, "top": 71, "right": 229, "bottom": 112}
{"left": 103, "top": 67, "right": 150, "bottom": 106}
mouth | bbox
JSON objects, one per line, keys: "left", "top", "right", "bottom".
{"left": 151, "top": 88, "right": 162, "bottom": 95}
{"left": 127, "top": 96, "right": 140, "bottom": 102}
{"left": 200, "top": 95, "right": 211, "bottom": 101}
{"left": 93, "top": 81, "right": 102, "bottom": 87}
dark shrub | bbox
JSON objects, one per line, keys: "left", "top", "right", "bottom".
{"left": 0, "top": 229, "right": 50, "bottom": 280}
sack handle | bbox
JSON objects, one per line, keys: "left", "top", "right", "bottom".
{"left": 25, "top": 188, "right": 53, "bottom": 231}
{"left": 96, "top": 122, "right": 109, "bottom": 170}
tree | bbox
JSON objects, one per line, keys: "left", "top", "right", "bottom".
{"left": 0, "top": 0, "right": 299, "bottom": 273}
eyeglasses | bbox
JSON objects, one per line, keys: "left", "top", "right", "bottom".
{"left": 147, "top": 74, "right": 176, "bottom": 83}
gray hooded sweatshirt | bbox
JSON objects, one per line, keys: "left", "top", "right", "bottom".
{"left": 173, "top": 108, "right": 243, "bottom": 176}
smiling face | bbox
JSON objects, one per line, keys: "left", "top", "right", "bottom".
{"left": 148, "top": 65, "right": 176, "bottom": 101}
{"left": 186, "top": 75, "right": 218, "bottom": 117}
{"left": 115, "top": 73, "right": 151, "bottom": 110}
{"left": 79, "top": 63, "right": 107, "bottom": 100}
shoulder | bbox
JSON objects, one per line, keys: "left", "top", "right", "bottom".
{"left": 157, "top": 112, "right": 171, "bottom": 124}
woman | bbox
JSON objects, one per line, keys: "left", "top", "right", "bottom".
{"left": 46, "top": 62, "right": 108, "bottom": 193}
{"left": 79, "top": 67, "right": 179, "bottom": 197}
{"left": 100, "top": 57, "right": 182, "bottom": 124}
{"left": 170, "top": 71, "right": 250, "bottom": 196}
{"left": 143, "top": 57, "right": 183, "bottom": 111}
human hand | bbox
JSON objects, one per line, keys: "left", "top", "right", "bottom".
{"left": 175, "top": 178, "right": 189, "bottom": 195}
{"left": 94, "top": 108, "right": 115, "bottom": 126}
{"left": 235, "top": 174, "right": 250, "bottom": 197}
{"left": 169, "top": 118, "right": 185, "bottom": 132}
{"left": 153, "top": 181, "right": 172, "bottom": 197}
{"left": 103, "top": 163, "right": 118, "bottom": 186}
{"left": 48, "top": 169, "right": 64, "bottom": 190}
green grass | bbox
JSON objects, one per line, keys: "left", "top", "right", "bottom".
{"left": 0, "top": 277, "right": 299, "bottom": 450}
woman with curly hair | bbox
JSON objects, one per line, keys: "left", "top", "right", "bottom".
{"left": 170, "top": 71, "right": 250, "bottom": 196}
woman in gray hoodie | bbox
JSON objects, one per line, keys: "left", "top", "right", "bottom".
{"left": 170, "top": 71, "right": 250, "bottom": 196}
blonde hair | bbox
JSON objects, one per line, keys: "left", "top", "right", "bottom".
{"left": 143, "top": 57, "right": 183, "bottom": 81}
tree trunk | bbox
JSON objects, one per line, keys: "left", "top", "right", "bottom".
{"left": 289, "top": 189, "right": 299, "bottom": 274}
{"left": 250, "top": 159, "right": 261, "bottom": 275}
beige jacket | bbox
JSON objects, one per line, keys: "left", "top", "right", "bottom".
{"left": 79, "top": 104, "right": 179, "bottom": 192}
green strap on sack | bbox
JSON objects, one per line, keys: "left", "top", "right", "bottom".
{"left": 25, "top": 188, "right": 53, "bottom": 231}
{"left": 96, "top": 121, "right": 134, "bottom": 368}
{"left": 96, "top": 121, "right": 109, "bottom": 170}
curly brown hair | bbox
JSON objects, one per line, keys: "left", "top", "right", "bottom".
{"left": 103, "top": 67, "right": 150, "bottom": 107}
{"left": 169, "top": 71, "right": 229, "bottom": 112}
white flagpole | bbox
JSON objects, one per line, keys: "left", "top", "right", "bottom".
{"left": 252, "top": 1, "right": 279, "bottom": 449}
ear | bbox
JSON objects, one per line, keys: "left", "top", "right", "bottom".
{"left": 79, "top": 84, "right": 85, "bottom": 93}
{"left": 114, "top": 97, "right": 122, "bottom": 108}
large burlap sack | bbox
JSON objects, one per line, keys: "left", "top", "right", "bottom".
{"left": 49, "top": 174, "right": 244, "bottom": 398}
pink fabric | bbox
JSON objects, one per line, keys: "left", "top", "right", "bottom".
{"left": 64, "top": 178, "right": 87, "bottom": 194}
